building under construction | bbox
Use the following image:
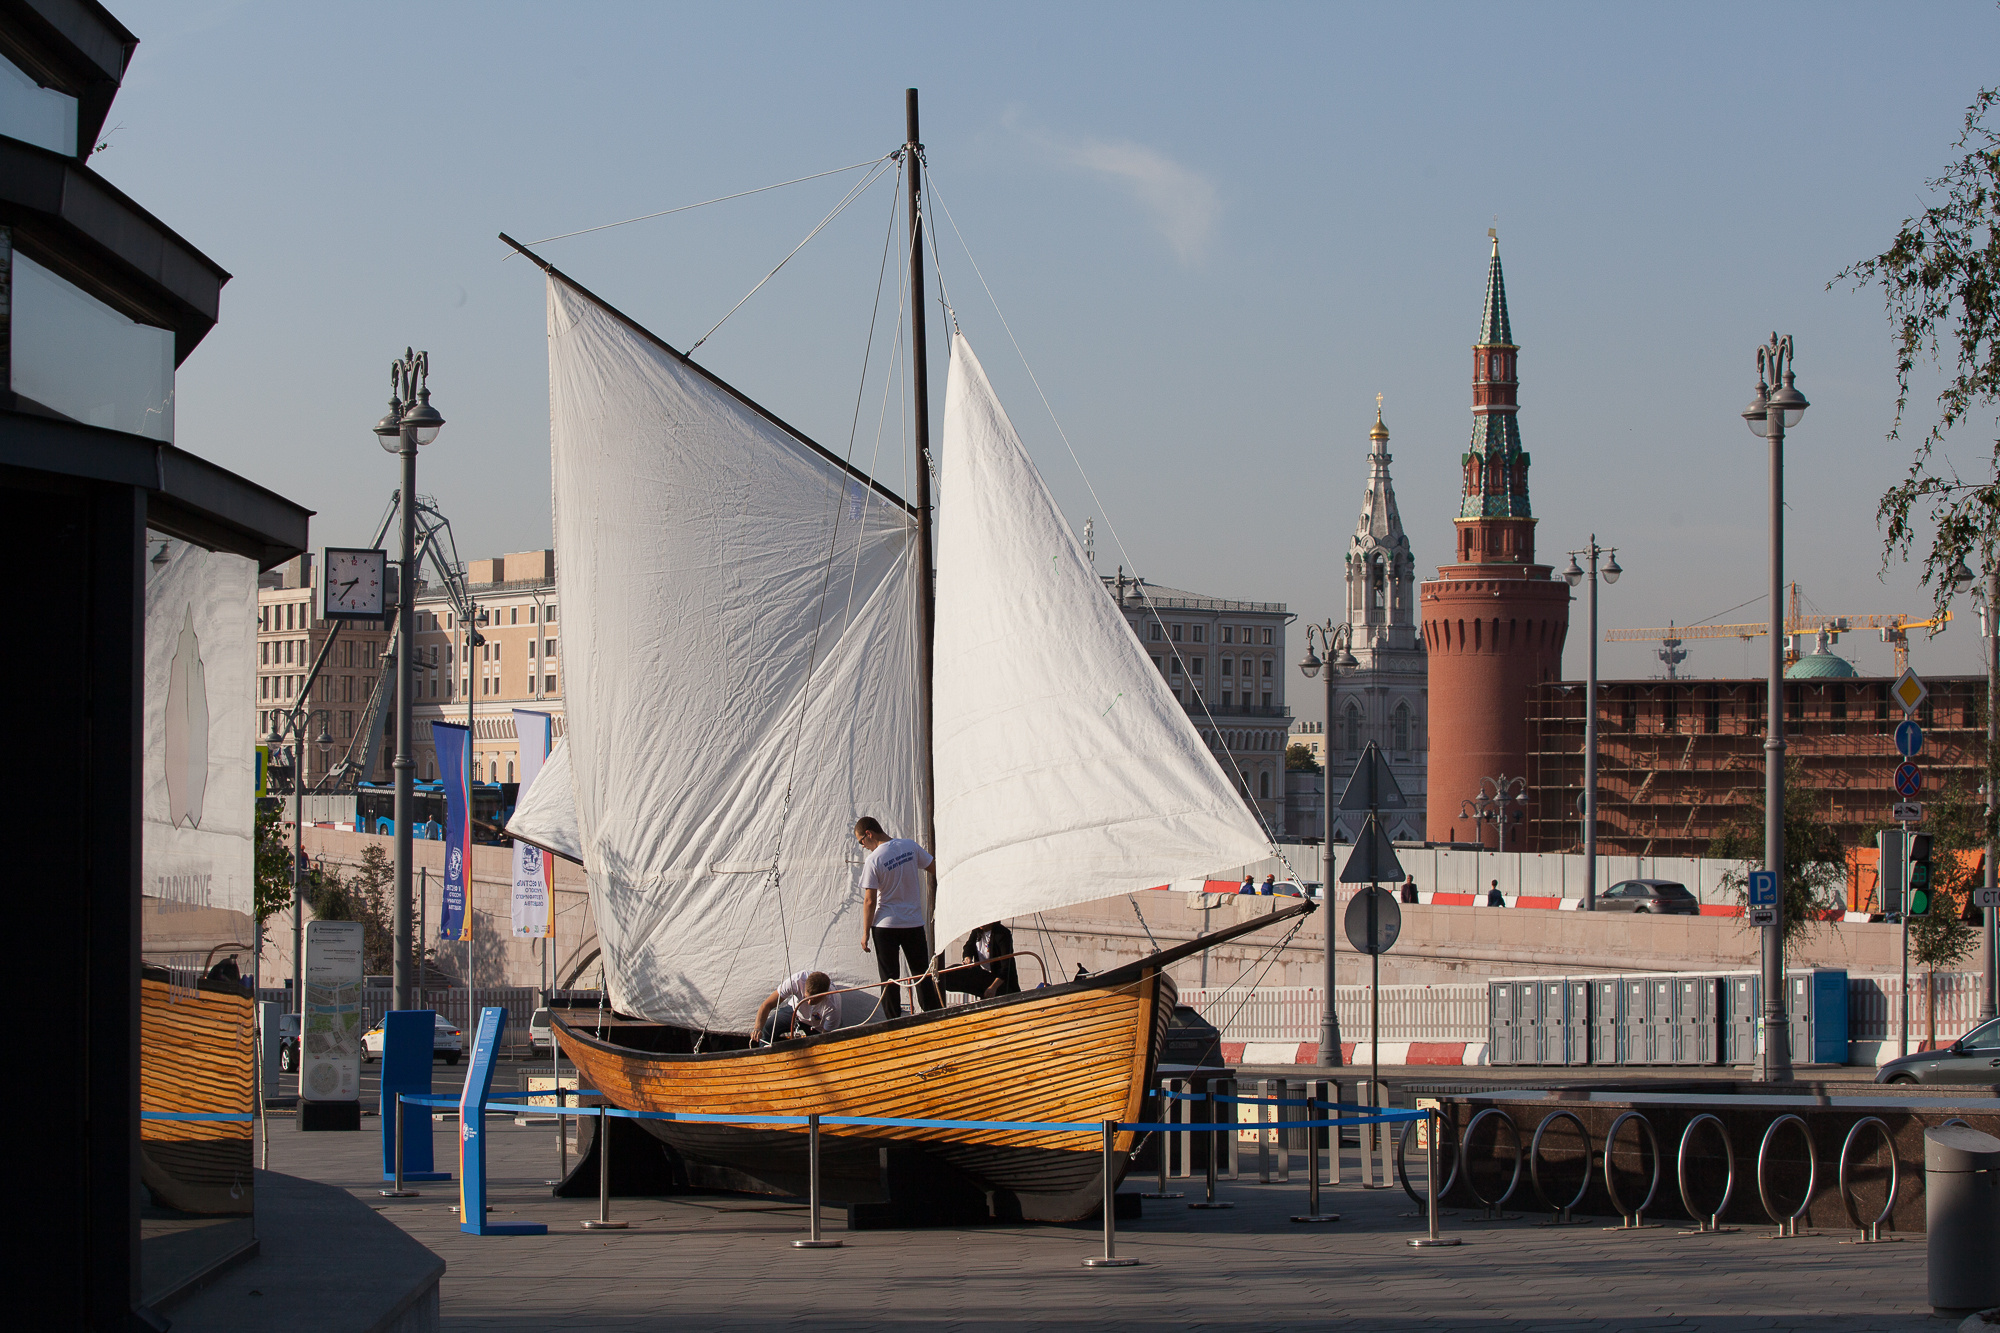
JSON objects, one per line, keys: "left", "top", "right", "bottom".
{"left": 1523, "top": 670, "right": 1987, "bottom": 857}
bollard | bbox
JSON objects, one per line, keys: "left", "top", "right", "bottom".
{"left": 581, "top": 1109, "right": 627, "bottom": 1230}
{"left": 1141, "top": 1080, "right": 1183, "bottom": 1199}
{"left": 1925, "top": 1125, "right": 2000, "bottom": 1315}
{"left": 1082, "top": 1121, "right": 1140, "bottom": 1267}
{"left": 1408, "top": 1109, "right": 1462, "bottom": 1248}
{"left": 1189, "top": 1088, "right": 1233, "bottom": 1210}
{"left": 380, "top": 1093, "right": 419, "bottom": 1198}
{"left": 792, "top": 1114, "right": 844, "bottom": 1249}
{"left": 1290, "top": 1080, "right": 1338, "bottom": 1224}
{"left": 556, "top": 1085, "right": 567, "bottom": 1183}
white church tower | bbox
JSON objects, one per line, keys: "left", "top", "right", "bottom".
{"left": 1330, "top": 401, "right": 1427, "bottom": 841}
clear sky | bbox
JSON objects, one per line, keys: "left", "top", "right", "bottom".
{"left": 100, "top": 0, "right": 2000, "bottom": 728}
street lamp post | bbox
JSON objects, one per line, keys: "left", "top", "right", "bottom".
{"left": 375, "top": 350, "right": 444, "bottom": 1014}
{"left": 1461, "top": 775, "right": 1526, "bottom": 854}
{"left": 1300, "top": 620, "right": 1358, "bottom": 1068}
{"left": 1564, "top": 538, "right": 1622, "bottom": 910}
{"left": 268, "top": 708, "right": 333, "bottom": 1017}
{"left": 1743, "top": 333, "right": 1807, "bottom": 1083}
{"left": 1948, "top": 558, "right": 1999, "bottom": 1023}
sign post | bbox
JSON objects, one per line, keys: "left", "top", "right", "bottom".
{"left": 1326, "top": 742, "right": 1408, "bottom": 1071}
{"left": 300, "top": 920, "right": 363, "bottom": 1131}
{"left": 458, "top": 1006, "right": 547, "bottom": 1235}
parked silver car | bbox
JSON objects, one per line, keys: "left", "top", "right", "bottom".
{"left": 1875, "top": 1016, "right": 2000, "bottom": 1084}
{"left": 1596, "top": 879, "right": 1699, "bottom": 915}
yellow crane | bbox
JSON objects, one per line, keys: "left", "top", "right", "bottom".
{"left": 1605, "top": 582, "right": 1950, "bottom": 673}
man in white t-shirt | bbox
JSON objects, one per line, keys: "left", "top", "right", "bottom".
{"left": 856, "top": 815, "right": 941, "bottom": 1018}
{"left": 754, "top": 969, "right": 836, "bottom": 1042}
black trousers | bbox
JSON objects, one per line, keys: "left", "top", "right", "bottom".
{"left": 940, "top": 966, "right": 1020, "bottom": 1001}
{"left": 873, "top": 925, "right": 940, "bottom": 1018}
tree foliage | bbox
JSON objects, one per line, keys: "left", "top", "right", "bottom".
{"left": 1835, "top": 88, "right": 2000, "bottom": 612}
{"left": 304, "top": 844, "right": 396, "bottom": 976}
{"left": 254, "top": 801, "right": 293, "bottom": 927}
{"left": 1286, "top": 743, "right": 1322, "bottom": 773}
{"left": 1707, "top": 762, "right": 1848, "bottom": 960}
{"left": 1895, "top": 777, "right": 1981, "bottom": 973}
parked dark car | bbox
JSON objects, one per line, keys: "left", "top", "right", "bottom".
{"left": 276, "top": 1012, "right": 300, "bottom": 1073}
{"left": 1596, "top": 879, "right": 1699, "bottom": 915}
{"left": 1875, "top": 1016, "right": 2000, "bottom": 1084}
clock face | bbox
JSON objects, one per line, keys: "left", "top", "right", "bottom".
{"left": 323, "top": 548, "right": 387, "bottom": 619}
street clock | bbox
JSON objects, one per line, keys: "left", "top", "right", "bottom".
{"left": 322, "top": 547, "right": 388, "bottom": 621}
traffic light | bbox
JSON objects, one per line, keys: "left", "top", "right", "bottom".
{"left": 1906, "top": 832, "right": 1935, "bottom": 917}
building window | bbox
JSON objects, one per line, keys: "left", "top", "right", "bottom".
{"left": 510, "top": 607, "right": 518, "bottom": 624}
{"left": 1170, "top": 658, "right": 1182, "bottom": 677}
{"left": 1786, "top": 685, "right": 1803, "bottom": 722}
{"left": 1151, "top": 655, "right": 1163, "bottom": 674}
{"left": 1192, "top": 625, "right": 1206, "bottom": 643}
{"left": 1242, "top": 658, "right": 1253, "bottom": 679}
{"left": 528, "top": 606, "right": 537, "bottom": 623}
{"left": 1222, "top": 691, "right": 1233, "bottom": 705}
{"left": 545, "top": 674, "right": 556, "bottom": 692}
{"left": 1149, "top": 624, "right": 1162, "bottom": 641}
{"left": 1190, "top": 658, "right": 1203, "bottom": 677}
{"left": 1619, "top": 689, "right": 1636, "bottom": 733}
{"left": 546, "top": 639, "right": 556, "bottom": 658}
{"left": 1171, "top": 625, "right": 1183, "bottom": 641}
{"left": 1262, "top": 659, "right": 1273, "bottom": 677}
{"left": 1344, "top": 702, "right": 1361, "bottom": 753}
{"left": 1261, "top": 692, "right": 1272, "bottom": 707}
{"left": 1259, "top": 771, "right": 1272, "bottom": 800}
{"left": 508, "top": 761, "right": 515, "bottom": 782}
{"left": 1662, "top": 689, "right": 1679, "bottom": 734}
{"left": 1221, "top": 626, "right": 1234, "bottom": 644}
{"left": 1371, "top": 558, "right": 1386, "bottom": 612}
{"left": 1261, "top": 628, "right": 1272, "bottom": 645}
{"left": 547, "top": 604, "right": 557, "bottom": 621}
{"left": 1221, "top": 658, "right": 1233, "bottom": 677}
{"left": 1831, "top": 685, "right": 1848, "bottom": 736}
{"left": 1393, "top": 702, "right": 1410, "bottom": 752}
{"left": 1703, "top": 685, "right": 1720, "bottom": 734}
{"left": 11, "top": 252, "right": 176, "bottom": 442}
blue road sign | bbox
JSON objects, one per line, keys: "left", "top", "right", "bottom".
{"left": 1748, "top": 871, "right": 1778, "bottom": 907}
{"left": 1896, "top": 720, "right": 1923, "bottom": 758}
{"left": 1894, "top": 762, "right": 1922, "bottom": 798}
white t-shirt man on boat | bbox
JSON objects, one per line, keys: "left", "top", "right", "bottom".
{"left": 755, "top": 969, "right": 836, "bottom": 1042}
{"left": 855, "top": 815, "right": 942, "bottom": 1019}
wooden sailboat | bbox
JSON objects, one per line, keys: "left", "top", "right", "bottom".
{"left": 504, "top": 90, "right": 1305, "bottom": 1222}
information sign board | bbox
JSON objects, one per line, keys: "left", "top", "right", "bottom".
{"left": 1749, "top": 906, "right": 1777, "bottom": 927}
{"left": 1747, "top": 870, "right": 1778, "bottom": 908}
{"left": 302, "top": 920, "right": 363, "bottom": 1106}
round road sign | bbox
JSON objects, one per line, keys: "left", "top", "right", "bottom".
{"left": 1894, "top": 762, "right": 1922, "bottom": 797}
{"left": 1343, "top": 886, "right": 1403, "bottom": 955}
{"left": 1896, "top": 719, "right": 1924, "bottom": 758}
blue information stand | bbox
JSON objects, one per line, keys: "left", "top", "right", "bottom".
{"left": 459, "top": 1006, "right": 547, "bottom": 1235}
{"left": 380, "top": 1010, "right": 451, "bottom": 1182}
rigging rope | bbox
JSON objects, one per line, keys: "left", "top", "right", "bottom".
{"left": 920, "top": 161, "right": 1300, "bottom": 881}
{"left": 689, "top": 155, "right": 898, "bottom": 355}
{"left": 513, "top": 154, "right": 896, "bottom": 249}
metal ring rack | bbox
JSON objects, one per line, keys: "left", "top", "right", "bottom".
{"left": 1836, "top": 1117, "right": 1898, "bottom": 1244}
{"left": 1677, "top": 1113, "right": 1737, "bottom": 1234}
{"left": 1528, "top": 1111, "right": 1593, "bottom": 1224}
{"left": 1755, "top": 1114, "right": 1818, "bottom": 1238}
{"left": 1460, "top": 1107, "right": 1523, "bottom": 1218}
{"left": 1601, "top": 1111, "right": 1661, "bottom": 1230}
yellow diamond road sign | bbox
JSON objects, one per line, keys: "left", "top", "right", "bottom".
{"left": 1891, "top": 668, "right": 1928, "bottom": 715}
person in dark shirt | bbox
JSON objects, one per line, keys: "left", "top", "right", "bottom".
{"left": 1400, "top": 877, "right": 1419, "bottom": 904}
{"left": 939, "top": 921, "right": 1020, "bottom": 1001}
{"left": 1487, "top": 880, "right": 1505, "bottom": 907}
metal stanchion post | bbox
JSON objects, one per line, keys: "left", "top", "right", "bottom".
{"left": 555, "top": 1085, "right": 567, "bottom": 1184}
{"left": 582, "top": 1110, "right": 627, "bottom": 1230}
{"left": 1142, "top": 1080, "right": 1183, "bottom": 1199}
{"left": 1409, "top": 1109, "right": 1462, "bottom": 1248}
{"left": 381, "top": 1093, "right": 419, "bottom": 1197}
{"left": 1291, "top": 1081, "right": 1339, "bottom": 1223}
{"left": 1083, "top": 1120, "right": 1140, "bottom": 1267}
{"left": 793, "top": 1114, "right": 844, "bottom": 1249}
{"left": 1189, "top": 1088, "right": 1232, "bottom": 1210}
{"left": 1256, "top": 1078, "right": 1273, "bottom": 1183}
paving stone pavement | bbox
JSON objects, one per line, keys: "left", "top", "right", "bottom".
{"left": 255, "top": 1115, "right": 1946, "bottom": 1332}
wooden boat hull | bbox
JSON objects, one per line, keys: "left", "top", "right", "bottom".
{"left": 555, "top": 965, "right": 1173, "bottom": 1222}
{"left": 139, "top": 973, "right": 255, "bottom": 1216}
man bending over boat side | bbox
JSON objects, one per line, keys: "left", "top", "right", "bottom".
{"left": 855, "top": 816, "right": 942, "bottom": 1019}
{"left": 755, "top": 970, "right": 836, "bottom": 1043}
{"left": 937, "top": 921, "right": 1020, "bottom": 1001}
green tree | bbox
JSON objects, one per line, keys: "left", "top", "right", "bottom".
{"left": 303, "top": 845, "right": 396, "bottom": 976}
{"left": 1286, "top": 743, "right": 1322, "bottom": 773}
{"left": 1835, "top": 88, "right": 2000, "bottom": 613}
{"left": 1706, "top": 762, "right": 1848, "bottom": 961}
{"left": 254, "top": 801, "right": 293, "bottom": 927}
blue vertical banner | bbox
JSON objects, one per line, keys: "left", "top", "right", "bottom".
{"left": 432, "top": 721, "right": 472, "bottom": 942}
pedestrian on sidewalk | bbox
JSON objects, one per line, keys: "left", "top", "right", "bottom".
{"left": 1486, "top": 880, "right": 1505, "bottom": 907}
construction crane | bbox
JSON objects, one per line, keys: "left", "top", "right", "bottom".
{"left": 1605, "top": 582, "right": 1950, "bottom": 674}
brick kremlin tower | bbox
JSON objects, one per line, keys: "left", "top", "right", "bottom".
{"left": 1420, "top": 233, "right": 1569, "bottom": 847}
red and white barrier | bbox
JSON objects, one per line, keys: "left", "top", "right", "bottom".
{"left": 1220, "top": 1040, "right": 1489, "bottom": 1067}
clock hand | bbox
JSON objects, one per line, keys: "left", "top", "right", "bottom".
{"left": 338, "top": 579, "right": 360, "bottom": 598}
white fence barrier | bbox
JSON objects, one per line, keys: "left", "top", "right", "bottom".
{"left": 1185, "top": 973, "right": 1989, "bottom": 1057}
{"left": 259, "top": 985, "right": 545, "bottom": 1046}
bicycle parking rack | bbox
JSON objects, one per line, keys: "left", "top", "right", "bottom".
{"left": 1600, "top": 1111, "right": 1662, "bottom": 1231}
{"left": 1755, "top": 1114, "right": 1818, "bottom": 1239}
{"left": 1837, "top": 1117, "right": 1899, "bottom": 1245}
{"left": 1460, "top": 1108, "right": 1524, "bottom": 1220}
{"left": 1528, "top": 1111, "right": 1592, "bottom": 1225}
{"left": 1677, "top": 1113, "right": 1738, "bottom": 1234}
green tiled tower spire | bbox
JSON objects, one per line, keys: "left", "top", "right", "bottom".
{"left": 1460, "top": 230, "right": 1530, "bottom": 525}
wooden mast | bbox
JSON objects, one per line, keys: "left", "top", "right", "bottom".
{"left": 906, "top": 89, "right": 939, "bottom": 925}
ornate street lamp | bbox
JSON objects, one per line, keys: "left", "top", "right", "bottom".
{"left": 375, "top": 349, "right": 444, "bottom": 1013}
{"left": 1564, "top": 537, "right": 1622, "bottom": 909}
{"left": 1299, "top": 619, "right": 1358, "bottom": 1067}
{"left": 1742, "top": 333, "right": 1807, "bottom": 1083}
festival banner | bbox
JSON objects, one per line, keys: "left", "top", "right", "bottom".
{"left": 432, "top": 720, "right": 472, "bottom": 942}
{"left": 510, "top": 709, "right": 555, "bottom": 938}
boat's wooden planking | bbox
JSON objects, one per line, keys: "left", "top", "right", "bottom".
{"left": 139, "top": 977, "right": 254, "bottom": 1145}
{"left": 564, "top": 971, "right": 1159, "bottom": 1156}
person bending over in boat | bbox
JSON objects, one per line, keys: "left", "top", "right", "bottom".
{"left": 755, "top": 969, "right": 836, "bottom": 1042}
{"left": 938, "top": 921, "right": 1020, "bottom": 1002}
{"left": 855, "top": 816, "right": 942, "bottom": 1019}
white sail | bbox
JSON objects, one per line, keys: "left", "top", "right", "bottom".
{"left": 931, "top": 333, "right": 1273, "bottom": 946}
{"left": 505, "top": 735, "right": 583, "bottom": 864}
{"left": 546, "top": 275, "right": 923, "bottom": 1031}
